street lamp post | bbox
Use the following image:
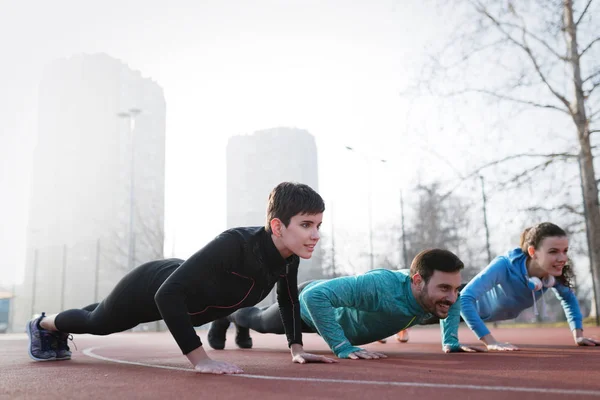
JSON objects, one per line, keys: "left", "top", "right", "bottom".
{"left": 479, "top": 175, "right": 492, "bottom": 264}
{"left": 380, "top": 159, "right": 408, "bottom": 269}
{"left": 117, "top": 108, "right": 141, "bottom": 271}
{"left": 330, "top": 200, "right": 337, "bottom": 278}
{"left": 345, "top": 146, "right": 376, "bottom": 271}
{"left": 400, "top": 190, "right": 408, "bottom": 268}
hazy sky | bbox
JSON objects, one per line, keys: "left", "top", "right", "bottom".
{"left": 0, "top": 1, "right": 577, "bottom": 286}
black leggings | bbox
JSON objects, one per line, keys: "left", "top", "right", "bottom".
{"left": 228, "top": 280, "right": 316, "bottom": 334}
{"left": 53, "top": 259, "right": 179, "bottom": 335}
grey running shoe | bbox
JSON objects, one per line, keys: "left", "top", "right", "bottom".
{"left": 53, "top": 331, "right": 73, "bottom": 360}
{"left": 234, "top": 324, "right": 253, "bottom": 349}
{"left": 26, "top": 312, "right": 56, "bottom": 361}
{"left": 207, "top": 318, "right": 230, "bottom": 350}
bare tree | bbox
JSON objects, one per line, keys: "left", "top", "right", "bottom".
{"left": 318, "top": 233, "right": 342, "bottom": 278}
{"left": 414, "top": 0, "right": 600, "bottom": 317}
{"left": 404, "top": 182, "right": 483, "bottom": 278}
{"left": 104, "top": 204, "right": 165, "bottom": 272}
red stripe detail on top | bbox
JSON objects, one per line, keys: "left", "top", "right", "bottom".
{"left": 187, "top": 272, "right": 255, "bottom": 316}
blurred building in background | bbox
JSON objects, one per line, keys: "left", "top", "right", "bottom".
{"left": 0, "top": 289, "right": 12, "bottom": 333}
{"left": 226, "top": 127, "right": 324, "bottom": 304}
{"left": 11, "top": 53, "right": 166, "bottom": 332}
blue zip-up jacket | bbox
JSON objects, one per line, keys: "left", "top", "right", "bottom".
{"left": 299, "top": 269, "right": 461, "bottom": 358}
{"left": 453, "top": 248, "right": 582, "bottom": 341}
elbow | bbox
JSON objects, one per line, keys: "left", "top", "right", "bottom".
{"left": 299, "top": 288, "right": 316, "bottom": 305}
{"left": 459, "top": 293, "right": 476, "bottom": 307}
{"left": 459, "top": 296, "right": 468, "bottom": 309}
{"left": 154, "top": 286, "right": 168, "bottom": 308}
{"left": 298, "top": 290, "right": 316, "bottom": 311}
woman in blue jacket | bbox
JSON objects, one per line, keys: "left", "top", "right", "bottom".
{"left": 458, "top": 222, "right": 599, "bottom": 351}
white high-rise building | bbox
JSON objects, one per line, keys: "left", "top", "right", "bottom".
{"left": 12, "top": 53, "right": 166, "bottom": 331}
{"left": 226, "top": 127, "right": 324, "bottom": 297}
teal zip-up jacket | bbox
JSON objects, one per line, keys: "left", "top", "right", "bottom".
{"left": 441, "top": 248, "right": 582, "bottom": 345}
{"left": 299, "top": 269, "right": 461, "bottom": 358}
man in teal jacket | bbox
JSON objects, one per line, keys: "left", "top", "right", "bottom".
{"left": 208, "top": 248, "right": 477, "bottom": 359}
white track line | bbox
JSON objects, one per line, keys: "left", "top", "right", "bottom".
{"left": 82, "top": 347, "right": 600, "bottom": 397}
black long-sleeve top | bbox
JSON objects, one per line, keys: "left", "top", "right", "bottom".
{"left": 154, "top": 226, "right": 302, "bottom": 355}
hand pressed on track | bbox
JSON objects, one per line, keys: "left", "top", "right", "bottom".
{"left": 486, "top": 342, "right": 519, "bottom": 351}
{"left": 443, "top": 344, "right": 486, "bottom": 353}
{"left": 347, "top": 349, "right": 387, "bottom": 360}
{"left": 576, "top": 337, "right": 600, "bottom": 346}
{"left": 194, "top": 359, "right": 244, "bottom": 374}
{"left": 292, "top": 352, "right": 338, "bottom": 364}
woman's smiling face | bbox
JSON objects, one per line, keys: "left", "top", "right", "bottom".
{"left": 278, "top": 213, "right": 323, "bottom": 259}
{"left": 529, "top": 236, "right": 569, "bottom": 277}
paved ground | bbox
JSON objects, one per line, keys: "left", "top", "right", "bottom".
{"left": 2, "top": 326, "right": 600, "bottom": 399}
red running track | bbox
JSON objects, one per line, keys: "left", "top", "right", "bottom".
{"left": 1, "top": 326, "right": 600, "bottom": 400}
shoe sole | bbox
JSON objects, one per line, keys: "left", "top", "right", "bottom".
{"left": 26, "top": 322, "right": 56, "bottom": 362}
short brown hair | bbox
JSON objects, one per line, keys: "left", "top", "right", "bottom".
{"left": 410, "top": 248, "right": 464, "bottom": 283}
{"left": 265, "top": 182, "right": 325, "bottom": 233}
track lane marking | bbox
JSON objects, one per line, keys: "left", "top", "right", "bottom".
{"left": 82, "top": 347, "right": 600, "bottom": 397}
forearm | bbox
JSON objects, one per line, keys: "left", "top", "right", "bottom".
{"left": 554, "top": 287, "right": 583, "bottom": 332}
{"left": 279, "top": 302, "right": 303, "bottom": 346}
{"left": 278, "top": 280, "right": 303, "bottom": 346}
{"left": 301, "top": 291, "right": 354, "bottom": 355}
{"left": 155, "top": 291, "right": 202, "bottom": 354}
{"left": 460, "top": 295, "right": 490, "bottom": 339}
{"left": 440, "top": 302, "right": 461, "bottom": 351}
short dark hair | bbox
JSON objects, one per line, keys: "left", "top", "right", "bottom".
{"left": 265, "top": 182, "right": 325, "bottom": 233}
{"left": 520, "top": 222, "right": 573, "bottom": 288}
{"left": 410, "top": 249, "right": 464, "bottom": 283}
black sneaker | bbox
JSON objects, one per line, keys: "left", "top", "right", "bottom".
{"left": 207, "top": 318, "right": 230, "bottom": 350}
{"left": 234, "top": 324, "right": 253, "bottom": 349}
{"left": 26, "top": 312, "right": 56, "bottom": 361}
{"left": 53, "top": 332, "right": 74, "bottom": 360}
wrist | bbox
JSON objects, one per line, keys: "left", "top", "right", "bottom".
{"left": 290, "top": 343, "right": 304, "bottom": 355}
{"left": 186, "top": 345, "right": 210, "bottom": 366}
{"left": 337, "top": 346, "right": 362, "bottom": 359}
{"left": 443, "top": 343, "right": 461, "bottom": 352}
{"left": 481, "top": 334, "right": 497, "bottom": 346}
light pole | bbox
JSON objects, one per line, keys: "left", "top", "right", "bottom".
{"left": 400, "top": 189, "right": 408, "bottom": 269}
{"left": 345, "top": 146, "right": 377, "bottom": 271}
{"left": 479, "top": 175, "right": 492, "bottom": 264}
{"left": 330, "top": 199, "right": 337, "bottom": 278}
{"left": 380, "top": 159, "right": 408, "bottom": 269}
{"left": 117, "top": 108, "right": 141, "bottom": 271}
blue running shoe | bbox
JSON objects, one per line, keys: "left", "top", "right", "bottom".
{"left": 26, "top": 312, "right": 56, "bottom": 361}
{"left": 53, "top": 332, "right": 73, "bottom": 360}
